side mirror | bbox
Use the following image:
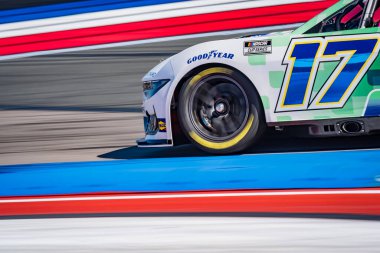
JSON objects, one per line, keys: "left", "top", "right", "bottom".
{"left": 364, "top": 17, "right": 374, "bottom": 28}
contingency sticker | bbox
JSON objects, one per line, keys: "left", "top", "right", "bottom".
{"left": 158, "top": 119, "right": 167, "bottom": 132}
{"left": 244, "top": 40, "right": 272, "bottom": 55}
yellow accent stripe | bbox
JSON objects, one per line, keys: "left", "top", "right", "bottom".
{"left": 189, "top": 114, "right": 254, "bottom": 150}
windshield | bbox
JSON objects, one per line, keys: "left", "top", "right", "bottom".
{"left": 305, "top": 0, "right": 368, "bottom": 34}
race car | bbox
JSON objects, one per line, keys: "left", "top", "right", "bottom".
{"left": 137, "top": 0, "right": 380, "bottom": 154}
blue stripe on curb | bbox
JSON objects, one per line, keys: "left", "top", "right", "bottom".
{"left": 0, "top": 149, "right": 379, "bottom": 197}
{"left": 0, "top": 0, "right": 188, "bottom": 24}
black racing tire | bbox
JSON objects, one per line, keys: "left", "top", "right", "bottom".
{"left": 178, "top": 66, "right": 266, "bottom": 154}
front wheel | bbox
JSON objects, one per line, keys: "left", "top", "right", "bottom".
{"left": 178, "top": 67, "right": 265, "bottom": 154}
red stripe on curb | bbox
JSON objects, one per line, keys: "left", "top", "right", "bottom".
{"left": 1, "top": 189, "right": 379, "bottom": 217}
{"left": 0, "top": 0, "right": 337, "bottom": 56}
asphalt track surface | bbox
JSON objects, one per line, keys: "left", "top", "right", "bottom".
{"left": 0, "top": 37, "right": 191, "bottom": 164}
{"left": 0, "top": 35, "right": 233, "bottom": 164}
{"left": 0, "top": 217, "right": 379, "bottom": 253}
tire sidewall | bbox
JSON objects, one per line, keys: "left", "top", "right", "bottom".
{"left": 178, "top": 67, "right": 265, "bottom": 154}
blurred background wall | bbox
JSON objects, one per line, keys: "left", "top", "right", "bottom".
{"left": 0, "top": 0, "right": 338, "bottom": 60}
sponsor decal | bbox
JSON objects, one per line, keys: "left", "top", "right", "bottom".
{"left": 187, "top": 50, "right": 234, "bottom": 64}
{"left": 244, "top": 40, "right": 272, "bottom": 55}
{"left": 158, "top": 119, "right": 167, "bottom": 132}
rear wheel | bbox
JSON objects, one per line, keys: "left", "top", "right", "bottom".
{"left": 178, "top": 67, "right": 265, "bottom": 154}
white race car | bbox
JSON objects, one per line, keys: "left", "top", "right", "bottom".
{"left": 138, "top": 0, "right": 380, "bottom": 154}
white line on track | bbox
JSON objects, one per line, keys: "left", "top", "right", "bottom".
{"left": 1, "top": 189, "right": 379, "bottom": 203}
{"left": 1, "top": 217, "right": 379, "bottom": 253}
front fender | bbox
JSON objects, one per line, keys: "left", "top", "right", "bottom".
{"left": 165, "top": 39, "right": 268, "bottom": 141}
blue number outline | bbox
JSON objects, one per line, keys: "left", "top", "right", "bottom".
{"left": 276, "top": 34, "right": 380, "bottom": 113}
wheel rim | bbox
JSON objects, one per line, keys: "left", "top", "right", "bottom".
{"left": 189, "top": 75, "right": 249, "bottom": 141}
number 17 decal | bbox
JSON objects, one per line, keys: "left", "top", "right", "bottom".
{"left": 276, "top": 35, "right": 380, "bottom": 112}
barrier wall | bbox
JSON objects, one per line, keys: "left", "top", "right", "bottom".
{"left": 0, "top": 149, "right": 379, "bottom": 218}
{"left": 1, "top": 149, "right": 380, "bottom": 197}
{"left": 0, "top": 0, "right": 338, "bottom": 59}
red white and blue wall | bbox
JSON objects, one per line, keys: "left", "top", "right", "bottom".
{"left": 0, "top": 0, "right": 338, "bottom": 60}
